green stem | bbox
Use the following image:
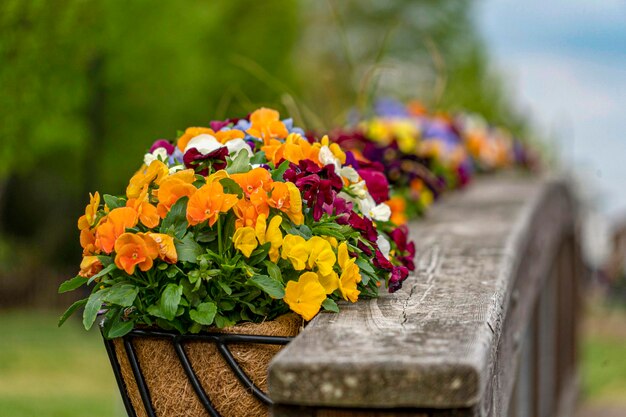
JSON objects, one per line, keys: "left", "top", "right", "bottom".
{"left": 217, "top": 217, "right": 223, "bottom": 256}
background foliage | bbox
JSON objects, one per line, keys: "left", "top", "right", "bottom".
{"left": 0, "top": 0, "right": 526, "bottom": 307}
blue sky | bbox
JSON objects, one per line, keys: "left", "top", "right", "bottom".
{"left": 476, "top": 0, "right": 626, "bottom": 218}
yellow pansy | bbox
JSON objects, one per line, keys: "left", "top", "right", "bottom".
{"left": 337, "top": 242, "right": 362, "bottom": 302}
{"left": 126, "top": 160, "right": 169, "bottom": 199}
{"left": 420, "top": 188, "right": 434, "bottom": 208}
{"left": 283, "top": 272, "right": 327, "bottom": 321}
{"left": 255, "top": 214, "right": 283, "bottom": 262}
{"left": 392, "top": 120, "right": 419, "bottom": 154}
{"left": 281, "top": 234, "right": 309, "bottom": 270}
{"left": 206, "top": 169, "right": 230, "bottom": 184}
{"left": 318, "top": 271, "right": 339, "bottom": 295}
{"left": 323, "top": 236, "right": 338, "bottom": 248}
{"left": 307, "top": 236, "right": 336, "bottom": 277}
{"left": 233, "top": 227, "right": 257, "bottom": 257}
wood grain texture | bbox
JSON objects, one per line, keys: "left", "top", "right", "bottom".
{"left": 268, "top": 175, "right": 576, "bottom": 413}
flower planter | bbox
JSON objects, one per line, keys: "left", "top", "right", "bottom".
{"left": 102, "top": 314, "right": 301, "bottom": 417}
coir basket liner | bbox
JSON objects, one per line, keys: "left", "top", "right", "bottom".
{"left": 102, "top": 313, "right": 302, "bottom": 417}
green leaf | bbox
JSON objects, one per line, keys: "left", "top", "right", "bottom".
{"left": 58, "top": 275, "right": 88, "bottom": 293}
{"left": 219, "top": 178, "right": 244, "bottom": 198}
{"left": 248, "top": 275, "right": 285, "bottom": 299}
{"left": 264, "top": 261, "right": 283, "bottom": 283}
{"left": 225, "top": 150, "right": 251, "bottom": 174}
{"left": 160, "top": 196, "right": 189, "bottom": 239}
{"left": 214, "top": 314, "right": 236, "bottom": 328}
{"left": 196, "top": 229, "right": 217, "bottom": 243}
{"left": 147, "top": 304, "right": 168, "bottom": 320}
{"left": 159, "top": 283, "right": 183, "bottom": 321}
{"left": 217, "top": 280, "right": 233, "bottom": 295}
{"left": 271, "top": 160, "right": 290, "bottom": 181}
{"left": 321, "top": 298, "right": 339, "bottom": 313}
{"left": 104, "top": 284, "right": 138, "bottom": 307}
{"left": 356, "top": 258, "right": 376, "bottom": 275}
{"left": 311, "top": 226, "right": 345, "bottom": 239}
{"left": 175, "top": 234, "right": 204, "bottom": 263}
{"left": 106, "top": 319, "right": 135, "bottom": 338}
{"left": 87, "top": 263, "right": 117, "bottom": 284}
{"left": 96, "top": 255, "right": 113, "bottom": 267}
{"left": 250, "top": 150, "right": 266, "bottom": 164}
{"left": 83, "top": 289, "right": 109, "bottom": 330}
{"left": 58, "top": 298, "right": 88, "bottom": 327}
{"left": 285, "top": 224, "right": 312, "bottom": 240}
{"left": 103, "top": 194, "right": 125, "bottom": 209}
{"left": 248, "top": 243, "right": 270, "bottom": 266}
{"left": 189, "top": 302, "right": 217, "bottom": 325}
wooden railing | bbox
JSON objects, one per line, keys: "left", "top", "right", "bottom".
{"left": 268, "top": 175, "right": 583, "bottom": 417}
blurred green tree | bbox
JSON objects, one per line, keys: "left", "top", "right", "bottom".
{"left": 293, "top": 0, "right": 528, "bottom": 134}
{"left": 0, "top": 0, "right": 299, "bottom": 306}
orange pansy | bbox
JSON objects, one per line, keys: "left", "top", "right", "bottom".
{"left": 267, "top": 182, "right": 303, "bottom": 225}
{"left": 78, "top": 256, "right": 103, "bottom": 278}
{"left": 126, "top": 160, "right": 169, "bottom": 199}
{"left": 234, "top": 199, "right": 266, "bottom": 229}
{"left": 262, "top": 133, "right": 320, "bottom": 166}
{"left": 147, "top": 233, "right": 178, "bottom": 263}
{"left": 176, "top": 127, "right": 215, "bottom": 152}
{"left": 77, "top": 192, "right": 100, "bottom": 231}
{"left": 186, "top": 181, "right": 239, "bottom": 226}
{"left": 231, "top": 167, "right": 273, "bottom": 196}
{"left": 127, "top": 186, "right": 160, "bottom": 229}
{"left": 114, "top": 233, "right": 159, "bottom": 275}
{"left": 246, "top": 108, "right": 288, "bottom": 144}
{"left": 386, "top": 196, "right": 408, "bottom": 226}
{"left": 214, "top": 129, "right": 245, "bottom": 144}
{"left": 80, "top": 228, "right": 98, "bottom": 256}
{"left": 95, "top": 207, "right": 139, "bottom": 254}
{"left": 156, "top": 175, "right": 197, "bottom": 219}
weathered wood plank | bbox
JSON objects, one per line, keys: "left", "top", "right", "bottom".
{"left": 269, "top": 174, "right": 577, "bottom": 415}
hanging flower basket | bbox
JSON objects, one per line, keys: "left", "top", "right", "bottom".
{"left": 58, "top": 108, "right": 416, "bottom": 417}
{"left": 102, "top": 313, "right": 301, "bottom": 417}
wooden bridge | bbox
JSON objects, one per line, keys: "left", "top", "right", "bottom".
{"left": 268, "top": 174, "right": 583, "bottom": 417}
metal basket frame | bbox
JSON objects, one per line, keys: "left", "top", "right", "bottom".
{"left": 102, "top": 328, "right": 293, "bottom": 417}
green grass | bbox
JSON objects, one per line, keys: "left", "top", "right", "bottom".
{"left": 580, "top": 303, "right": 626, "bottom": 405}
{"left": 581, "top": 338, "right": 626, "bottom": 404}
{"left": 0, "top": 310, "right": 124, "bottom": 417}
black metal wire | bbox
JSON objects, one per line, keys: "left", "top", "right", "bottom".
{"left": 123, "top": 337, "right": 158, "bottom": 417}
{"left": 102, "top": 337, "right": 137, "bottom": 417}
{"left": 101, "top": 327, "right": 294, "bottom": 417}
{"left": 171, "top": 337, "right": 221, "bottom": 417}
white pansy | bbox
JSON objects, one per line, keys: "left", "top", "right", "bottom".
{"left": 143, "top": 147, "right": 169, "bottom": 166}
{"left": 358, "top": 195, "right": 391, "bottom": 222}
{"left": 319, "top": 145, "right": 341, "bottom": 170}
{"left": 348, "top": 180, "right": 368, "bottom": 199}
{"left": 376, "top": 234, "right": 391, "bottom": 259}
{"left": 168, "top": 165, "right": 185, "bottom": 174}
{"left": 339, "top": 191, "right": 391, "bottom": 222}
{"left": 224, "top": 138, "right": 252, "bottom": 158}
{"left": 339, "top": 166, "right": 360, "bottom": 183}
{"left": 184, "top": 134, "right": 222, "bottom": 155}
{"left": 369, "top": 202, "right": 391, "bottom": 222}
{"left": 184, "top": 134, "right": 251, "bottom": 159}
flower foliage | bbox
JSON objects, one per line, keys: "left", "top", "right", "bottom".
{"left": 332, "top": 99, "right": 538, "bottom": 222}
{"left": 59, "top": 108, "right": 415, "bottom": 338}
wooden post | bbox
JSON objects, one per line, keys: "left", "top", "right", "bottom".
{"left": 269, "top": 175, "right": 581, "bottom": 417}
